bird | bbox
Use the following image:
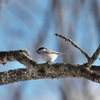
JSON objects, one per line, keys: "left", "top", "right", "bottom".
{"left": 36, "top": 47, "right": 71, "bottom": 63}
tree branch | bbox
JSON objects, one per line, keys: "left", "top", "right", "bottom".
{"left": 0, "top": 64, "right": 100, "bottom": 85}
{"left": 0, "top": 34, "right": 100, "bottom": 85}
{"left": 55, "top": 34, "right": 90, "bottom": 60}
{"left": 55, "top": 34, "right": 100, "bottom": 69}
{"left": 0, "top": 50, "right": 39, "bottom": 72}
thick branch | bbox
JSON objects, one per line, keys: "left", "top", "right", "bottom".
{"left": 55, "top": 34, "right": 90, "bottom": 60}
{"left": 0, "top": 50, "right": 39, "bottom": 72}
{"left": 0, "top": 64, "right": 100, "bottom": 85}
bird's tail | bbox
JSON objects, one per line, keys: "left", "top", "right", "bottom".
{"left": 57, "top": 52, "right": 72, "bottom": 55}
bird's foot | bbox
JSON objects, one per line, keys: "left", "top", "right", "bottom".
{"left": 46, "top": 61, "right": 52, "bottom": 65}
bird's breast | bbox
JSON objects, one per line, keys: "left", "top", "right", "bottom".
{"left": 40, "top": 53, "right": 57, "bottom": 62}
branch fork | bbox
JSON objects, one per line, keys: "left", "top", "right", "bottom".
{"left": 55, "top": 34, "right": 100, "bottom": 69}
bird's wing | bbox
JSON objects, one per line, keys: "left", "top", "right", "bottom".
{"left": 45, "top": 50, "right": 71, "bottom": 55}
{"left": 44, "top": 50, "right": 63, "bottom": 55}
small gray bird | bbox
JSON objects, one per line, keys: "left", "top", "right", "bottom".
{"left": 36, "top": 47, "right": 71, "bottom": 63}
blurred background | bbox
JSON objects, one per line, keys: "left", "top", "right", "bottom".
{"left": 0, "top": 0, "right": 100, "bottom": 100}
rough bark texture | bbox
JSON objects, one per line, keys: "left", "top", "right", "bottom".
{"left": 0, "top": 64, "right": 100, "bottom": 85}
{"left": 0, "top": 34, "right": 100, "bottom": 85}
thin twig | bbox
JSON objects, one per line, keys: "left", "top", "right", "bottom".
{"left": 55, "top": 34, "right": 90, "bottom": 60}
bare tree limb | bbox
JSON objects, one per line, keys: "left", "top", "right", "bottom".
{"left": 0, "top": 64, "right": 100, "bottom": 85}
{"left": 55, "top": 34, "right": 100, "bottom": 69}
{"left": 0, "top": 35, "right": 100, "bottom": 85}
{"left": 55, "top": 34, "right": 90, "bottom": 60}
{"left": 0, "top": 50, "right": 39, "bottom": 72}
